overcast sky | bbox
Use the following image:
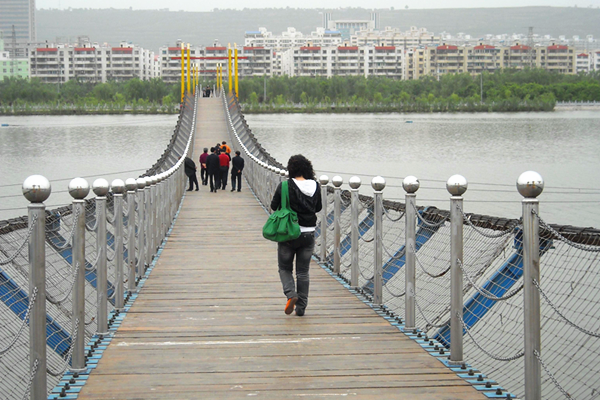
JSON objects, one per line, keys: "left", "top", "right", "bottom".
{"left": 37, "top": 0, "right": 600, "bottom": 12}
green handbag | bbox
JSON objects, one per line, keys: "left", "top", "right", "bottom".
{"left": 262, "top": 181, "right": 301, "bottom": 242}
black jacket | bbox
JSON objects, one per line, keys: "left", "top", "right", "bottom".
{"left": 232, "top": 155, "right": 245, "bottom": 173}
{"left": 184, "top": 157, "right": 196, "bottom": 177}
{"left": 205, "top": 153, "right": 220, "bottom": 173}
{"left": 271, "top": 179, "right": 322, "bottom": 228}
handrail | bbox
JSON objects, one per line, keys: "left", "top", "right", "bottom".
{"left": 0, "top": 91, "right": 198, "bottom": 399}
{"left": 222, "top": 91, "right": 600, "bottom": 400}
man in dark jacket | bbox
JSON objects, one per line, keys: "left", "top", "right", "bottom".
{"left": 230, "top": 151, "right": 245, "bottom": 192}
{"left": 199, "top": 148, "right": 209, "bottom": 186}
{"left": 205, "top": 147, "right": 221, "bottom": 192}
{"left": 184, "top": 157, "right": 199, "bottom": 191}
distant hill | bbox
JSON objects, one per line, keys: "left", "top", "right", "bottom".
{"left": 36, "top": 7, "right": 600, "bottom": 52}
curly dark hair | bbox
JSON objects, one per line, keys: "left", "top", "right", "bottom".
{"left": 287, "top": 154, "right": 315, "bottom": 180}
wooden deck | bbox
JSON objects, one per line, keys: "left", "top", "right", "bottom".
{"left": 76, "top": 97, "right": 485, "bottom": 399}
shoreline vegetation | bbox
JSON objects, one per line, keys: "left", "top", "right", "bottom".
{"left": 1, "top": 69, "right": 599, "bottom": 116}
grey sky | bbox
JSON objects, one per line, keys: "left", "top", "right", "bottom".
{"left": 37, "top": 0, "right": 599, "bottom": 12}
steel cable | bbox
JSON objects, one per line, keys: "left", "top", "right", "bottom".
{"left": 47, "top": 318, "right": 80, "bottom": 377}
{"left": 46, "top": 264, "right": 79, "bottom": 306}
{"left": 0, "top": 214, "right": 37, "bottom": 265}
{"left": 458, "top": 259, "right": 524, "bottom": 301}
{"left": 0, "top": 287, "right": 37, "bottom": 356}
{"left": 459, "top": 313, "right": 525, "bottom": 362}
{"left": 534, "top": 279, "right": 600, "bottom": 338}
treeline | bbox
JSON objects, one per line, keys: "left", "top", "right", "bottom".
{"left": 0, "top": 77, "right": 183, "bottom": 107}
{"left": 2, "top": 69, "right": 600, "bottom": 113}
{"left": 239, "top": 69, "right": 600, "bottom": 112}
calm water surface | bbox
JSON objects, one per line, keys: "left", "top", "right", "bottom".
{"left": 0, "top": 115, "right": 177, "bottom": 221}
{"left": 2, "top": 111, "right": 599, "bottom": 228}
{"left": 245, "top": 111, "right": 600, "bottom": 228}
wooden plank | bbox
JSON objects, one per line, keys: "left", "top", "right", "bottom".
{"left": 76, "top": 97, "right": 485, "bottom": 399}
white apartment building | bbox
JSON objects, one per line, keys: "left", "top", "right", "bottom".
{"left": 158, "top": 42, "right": 203, "bottom": 84}
{"left": 405, "top": 47, "right": 427, "bottom": 80}
{"left": 159, "top": 42, "right": 275, "bottom": 83}
{"left": 331, "top": 46, "right": 366, "bottom": 77}
{"left": 240, "top": 46, "right": 272, "bottom": 77}
{"left": 576, "top": 53, "right": 591, "bottom": 73}
{"left": 351, "top": 26, "right": 440, "bottom": 49}
{"left": 245, "top": 27, "right": 342, "bottom": 53}
{"left": 289, "top": 46, "right": 331, "bottom": 77}
{"left": 467, "top": 44, "right": 501, "bottom": 74}
{"left": 283, "top": 44, "right": 404, "bottom": 79}
{"left": 594, "top": 51, "right": 600, "bottom": 71}
{"left": 29, "top": 42, "right": 158, "bottom": 84}
{"left": 365, "top": 46, "right": 404, "bottom": 78}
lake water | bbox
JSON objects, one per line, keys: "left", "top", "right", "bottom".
{"left": 0, "top": 115, "right": 177, "bottom": 221}
{"left": 246, "top": 111, "right": 600, "bottom": 229}
{"left": 1, "top": 111, "right": 599, "bottom": 228}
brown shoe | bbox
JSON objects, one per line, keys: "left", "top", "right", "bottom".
{"left": 284, "top": 297, "right": 298, "bottom": 315}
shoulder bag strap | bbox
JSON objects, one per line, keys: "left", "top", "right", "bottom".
{"left": 281, "top": 180, "right": 290, "bottom": 210}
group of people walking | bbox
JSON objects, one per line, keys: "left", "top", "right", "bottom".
{"left": 184, "top": 141, "right": 244, "bottom": 193}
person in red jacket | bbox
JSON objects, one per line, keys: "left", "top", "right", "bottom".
{"left": 218, "top": 149, "right": 231, "bottom": 190}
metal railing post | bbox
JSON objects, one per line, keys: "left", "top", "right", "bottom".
{"left": 156, "top": 176, "right": 163, "bottom": 245}
{"left": 126, "top": 179, "right": 137, "bottom": 294}
{"left": 151, "top": 176, "right": 158, "bottom": 255}
{"left": 372, "top": 176, "right": 386, "bottom": 306}
{"left": 332, "top": 176, "right": 343, "bottom": 274}
{"left": 136, "top": 178, "right": 146, "bottom": 281}
{"left": 164, "top": 173, "right": 171, "bottom": 235}
{"left": 145, "top": 177, "right": 153, "bottom": 265}
{"left": 161, "top": 174, "right": 167, "bottom": 239}
{"left": 68, "top": 177, "right": 89, "bottom": 372}
{"left": 319, "top": 175, "right": 329, "bottom": 263}
{"left": 22, "top": 175, "right": 51, "bottom": 399}
{"left": 447, "top": 174, "right": 467, "bottom": 365}
{"left": 403, "top": 176, "right": 420, "bottom": 330}
{"left": 92, "top": 179, "right": 109, "bottom": 335}
{"left": 518, "top": 171, "right": 544, "bottom": 400}
{"left": 261, "top": 163, "right": 268, "bottom": 205}
{"left": 111, "top": 179, "right": 125, "bottom": 310}
{"left": 349, "top": 177, "right": 361, "bottom": 288}
{"left": 155, "top": 176, "right": 161, "bottom": 248}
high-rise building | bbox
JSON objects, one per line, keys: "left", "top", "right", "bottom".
{"left": 0, "top": 0, "right": 36, "bottom": 59}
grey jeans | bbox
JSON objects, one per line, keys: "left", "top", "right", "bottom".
{"left": 277, "top": 232, "right": 315, "bottom": 311}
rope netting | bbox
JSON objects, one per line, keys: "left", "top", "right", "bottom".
{"left": 0, "top": 93, "right": 196, "bottom": 399}
{"left": 223, "top": 93, "right": 600, "bottom": 400}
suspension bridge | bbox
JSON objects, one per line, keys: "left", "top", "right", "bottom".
{"left": 1, "top": 89, "right": 599, "bottom": 400}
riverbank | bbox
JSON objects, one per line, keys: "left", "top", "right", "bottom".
{"left": 1, "top": 101, "right": 556, "bottom": 116}
{"left": 0, "top": 104, "right": 178, "bottom": 116}
{"left": 240, "top": 100, "right": 555, "bottom": 113}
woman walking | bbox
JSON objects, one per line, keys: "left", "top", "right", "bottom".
{"left": 270, "top": 155, "right": 322, "bottom": 316}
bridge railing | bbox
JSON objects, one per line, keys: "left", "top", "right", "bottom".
{"left": 223, "top": 93, "right": 600, "bottom": 400}
{"left": 0, "top": 92, "right": 197, "bottom": 399}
